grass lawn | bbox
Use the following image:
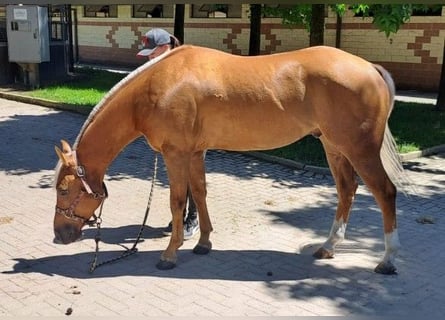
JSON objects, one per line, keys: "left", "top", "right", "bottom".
{"left": 27, "top": 67, "right": 444, "bottom": 167}
{"left": 28, "top": 68, "right": 125, "bottom": 108}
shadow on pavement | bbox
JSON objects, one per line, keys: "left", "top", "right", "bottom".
{"left": 4, "top": 247, "right": 368, "bottom": 281}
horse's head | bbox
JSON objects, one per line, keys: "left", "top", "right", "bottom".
{"left": 53, "top": 140, "right": 108, "bottom": 244}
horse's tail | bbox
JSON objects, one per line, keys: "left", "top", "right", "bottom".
{"left": 374, "top": 64, "right": 414, "bottom": 195}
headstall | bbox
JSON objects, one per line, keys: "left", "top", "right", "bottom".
{"left": 55, "top": 151, "right": 108, "bottom": 226}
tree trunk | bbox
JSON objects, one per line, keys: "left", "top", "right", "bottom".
{"left": 335, "top": 13, "right": 342, "bottom": 48}
{"left": 310, "top": 4, "right": 325, "bottom": 46}
{"left": 249, "top": 4, "right": 262, "bottom": 56}
{"left": 174, "top": 4, "right": 185, "bottom": 44}
{"left": 435, "top": 38, "right": 445, "bottom": 111}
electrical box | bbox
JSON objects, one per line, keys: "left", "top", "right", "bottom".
{"left": 6, "top": 5, "right": 50, "bottom": 63}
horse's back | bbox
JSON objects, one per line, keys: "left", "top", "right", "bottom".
{"left": 142, "top": 45, "right": 393, "bottom": 152}
{"left": 157, "top": 45, "right": 386, "bottom": 107}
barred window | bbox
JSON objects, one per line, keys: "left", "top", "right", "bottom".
{"left": 191, "top": 4, "right": 241, "bottom": 18}
{"left": 262, "top": 4, "right": 295, "bottom": 18}
{"left": 0, "top": 6, "right": 6, "bottom": 42}
{"left": 412, "top": 5, "right": 442, "bottom": 16}
{"left": 353, "top": 5, "right": 443, "bottom": 17}
{"left": 132, "top": 4, "right": 174, "bottom": 18}
{"left": 49, "top": 5, "right": 64, "bottom": 41}
{"left": 84, "top": 5, "right": 117, "bottom": 18}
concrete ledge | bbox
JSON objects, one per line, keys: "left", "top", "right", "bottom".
{"left": 0, "top": 91, "right": 91, "bottom": 115}
{"left": 241, "top": 151, "right": 332, "bottom": 175}
{"left": 245, "top": 144, "right": 445, "bottom": 176}
{"left": 399, "top": 144, "right": 445, "bottom": 161}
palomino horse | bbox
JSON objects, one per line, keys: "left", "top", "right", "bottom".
{"left": 53, "top": 45, "right": 409, "bottom": 274}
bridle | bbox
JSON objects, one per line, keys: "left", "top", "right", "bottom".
{"left": 55, "top": 153, "right": 108, "bottom": 226}
{"left": 55, "top": 148, "right": 158, "bottom": 273}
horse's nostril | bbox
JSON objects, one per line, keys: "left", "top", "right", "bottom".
{"left": 53, "top": 230, "right": 63, "bottom": 244}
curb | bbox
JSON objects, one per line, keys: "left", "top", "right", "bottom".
{"left": 241, "top": 151, "right": 332, "bottom": 176}
{"left": 0, "top": 90, "right": 91, "bottom": 115}
{"left": 1, "top": 90, "right": 444, "bottom": 176}
{"left": 243, "top": 144, "right": 445, "bottom": 176}
{"left": 399, "top": 145, "right": 445, "bottom": 161}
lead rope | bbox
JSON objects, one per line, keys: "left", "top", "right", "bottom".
{"left": 89, "top": 152, "right": 158, "bottom": 273}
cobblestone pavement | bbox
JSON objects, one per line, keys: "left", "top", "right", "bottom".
{"left": 0, "top": 97, "right": 444, "bottom": 316}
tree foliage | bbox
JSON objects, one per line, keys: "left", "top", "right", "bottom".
{"left": 263, "top": 4, "right": 437, "bottom": 37}
{"left": 260, "top": 4, "right": 444, "bottom": 110}
{"left": 351, "top": 4, "right": 429, "bottom": 37}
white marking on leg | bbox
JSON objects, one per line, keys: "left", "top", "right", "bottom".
{"left": 323, "top": 218, "right": 347, "bottom": 252}
{"left": 382, "top": 229, "right": 401, "bottom": 264}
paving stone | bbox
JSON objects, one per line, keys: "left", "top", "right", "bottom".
{"left": 0, "top": 97, "right": 444, "bottom": 316}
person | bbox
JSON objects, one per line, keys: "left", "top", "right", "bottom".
{"left": 136, "top": 28, "right": 181, "bottom": 60}
{"left": 137, "top": 28, "right": 199, "bottom": 240}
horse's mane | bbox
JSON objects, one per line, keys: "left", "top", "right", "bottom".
{"left": 54, "top": 48, "right": 177, "bottom": 185}
{"left": 73, "top": 49, "right": 176, "bottom": 148}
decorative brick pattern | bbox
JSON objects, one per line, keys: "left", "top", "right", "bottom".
{"left": 261, "top": 25, "right": 282, "bottom": 54}
{"left": 407, "top": 29, "right": 440, "bottom": 64}
{"left": 74, "top": 5, "right": 445, "bottom": 91}
{"left": 223, "top": 26, "right": 243, "bottom": 55}
{"left": 106, "top": 25, "right": 119, "bottom": 48}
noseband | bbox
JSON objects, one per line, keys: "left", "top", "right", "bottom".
{"left": 56, "top": 160, "right": 108, "bottom": 226}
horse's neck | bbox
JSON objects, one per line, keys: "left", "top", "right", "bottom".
{"left": 76, "top": 101, "right": 141, "bottom": 188}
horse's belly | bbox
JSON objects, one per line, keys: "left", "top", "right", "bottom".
{"left": 204, "top": 115, "right": 311, "bottom": 151}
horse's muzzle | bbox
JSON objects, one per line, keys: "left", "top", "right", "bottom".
{"left": 53, "top": 224, "right": 81, "bottom": 244}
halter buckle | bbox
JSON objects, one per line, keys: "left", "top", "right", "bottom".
{"left": 76, "top": 165, "right": 86, "bottom": 178}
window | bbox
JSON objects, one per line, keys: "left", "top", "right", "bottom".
{"left": 352, "top": 5, "right": 443, "bottom": 17}
{"left": 191, "top": 4, "right": 241, "bottom": 18}
{"left": 262, "top": 4, "right": 295, "bottom": 18}
{"left": 84, "top": 5, "right": 117, "bottom": 18}
{"left": 412, "top": 5, "right": 442, "bottom": 16}
{"left": 0, "top": 6, "right": 6, "bottom": 42}
{"left": 49, "top": 5, "right": 64, "bottom": 41}
{"left": 132, "top": 4, "right": 174, "bottom": 18}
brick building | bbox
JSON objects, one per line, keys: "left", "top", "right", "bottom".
{"left": 1, "top": 4, "right": 444, "bottom": 91}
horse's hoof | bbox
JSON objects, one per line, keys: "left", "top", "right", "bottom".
{"left": 374, "top": 261, "right": 397, "bottom": 275}
{"left": 313, "top": 247, "right": 334, "bottom": 259}
{"left": 193, "top": 243, "right": 212, "bottom": 255}
{"left": 156, "top": 260, "right": 176, "bottom": 270}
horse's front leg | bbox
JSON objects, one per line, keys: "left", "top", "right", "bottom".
{"left": 156, "top": 151, "right": 189, "bottom": 270}
{"left": 314, "top": 141, "right": 358, "bottom": 259}
{"left": 188, "top": 151, "right": 213, "bottom": 255}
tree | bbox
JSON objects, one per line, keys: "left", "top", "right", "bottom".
{"left": 264, "top": 4, "right": 413, "bottom": 40}
{"left": 249, "top": 4, "right": 262, "bottom": 56}
{"left": 263, "top": 4, "right": 444, "bottom": 111}
{"left": 174, "top": 4, "right": 185, "bottom": 44}
{"left": 310, "top": 4, "right": 325, "bottom": 46}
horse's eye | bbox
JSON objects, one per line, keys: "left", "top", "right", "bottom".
{"left": 59, "top": 189, "right": 69, "bottom": 196}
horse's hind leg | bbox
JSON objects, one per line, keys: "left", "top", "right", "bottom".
{"left": 188, "top": 150, "right": 213, "bottom": 255}
{"left": 314, "top": 139, "right": 358, "bottom": 259}
{"left": 350, "top": 152, "right": 400, "bottom": 275}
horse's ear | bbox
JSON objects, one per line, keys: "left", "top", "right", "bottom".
{"left": 60, "top": 139, "right": 72, "bottom": 154}
{"left": 55, "top": 140, "right": 75, "bottom": 167}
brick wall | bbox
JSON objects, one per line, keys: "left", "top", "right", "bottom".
{"left": 74, "top": 4, "right": 444, "bottom": 91}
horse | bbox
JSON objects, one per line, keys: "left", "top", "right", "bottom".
{"left": 53, "top": 45, "right": 410, "bottom": 274}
